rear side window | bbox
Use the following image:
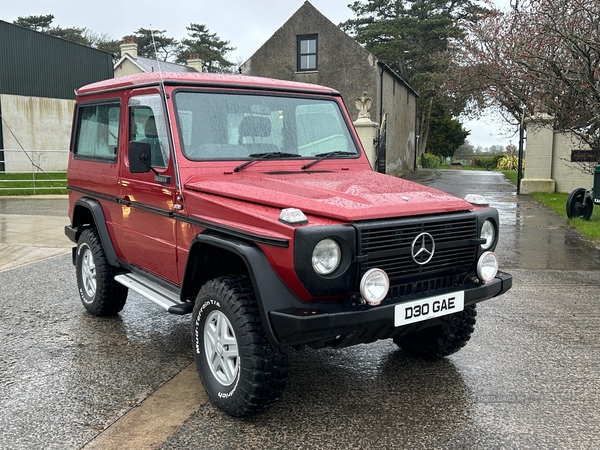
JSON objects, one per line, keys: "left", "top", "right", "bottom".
{"left": 74, "top": 102, "right": 120, "bottom": 161}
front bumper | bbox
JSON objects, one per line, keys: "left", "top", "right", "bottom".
{"left": 269, "top": 271, "right": 512, "bottom": 347}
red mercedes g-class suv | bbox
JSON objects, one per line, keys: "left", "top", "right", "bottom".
{"left": 65, "top": 72, "right": 512, "bottom": 417}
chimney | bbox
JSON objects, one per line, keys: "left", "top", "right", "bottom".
{"left": 120, "top": 37, "right": 138, "bottom": 59}
{"left": 187, "top": 54, "right": 204, "bottom": 72}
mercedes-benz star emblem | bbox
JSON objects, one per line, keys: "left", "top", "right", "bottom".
{"left": 411, "top": 232, "right": 435, "bottom": 265}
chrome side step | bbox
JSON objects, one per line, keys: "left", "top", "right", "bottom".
{"left": 114, "top": 273, "right": 193, "bottom": 315}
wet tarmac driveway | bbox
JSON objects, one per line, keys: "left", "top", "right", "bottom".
{"left": 1, "top": 170, "right": 600, "bottom": 449}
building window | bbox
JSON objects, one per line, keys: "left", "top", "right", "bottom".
{"left": 297, "top": 35, "right": 318, "bottom": 71}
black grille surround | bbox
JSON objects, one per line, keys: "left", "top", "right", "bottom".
{"left": 353, "top": 211, "right": 488, "bottom": 299}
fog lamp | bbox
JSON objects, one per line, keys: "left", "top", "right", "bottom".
{"left": 360, "top": 268, "right": 389, "bottom": 306}
{"left": 477, "top": 251, "right": 498, "bottom": 283}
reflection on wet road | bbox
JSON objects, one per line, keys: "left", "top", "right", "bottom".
{"left": 1, "top": 173, "right": 600, "bottom": 449}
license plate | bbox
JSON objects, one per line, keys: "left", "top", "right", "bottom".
{"left": 394, "top": 291, "right": 465, "bottom": 327}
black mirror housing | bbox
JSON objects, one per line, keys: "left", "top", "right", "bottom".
{"left": 129, "top": 141, "right": 152, "bottom": 173}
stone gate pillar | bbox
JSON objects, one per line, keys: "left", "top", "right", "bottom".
{"left": 520, "top": 114, "right": 556, "bottom": 194}
{"left": 353, "top": 92, "right": 378, "bottom": 170}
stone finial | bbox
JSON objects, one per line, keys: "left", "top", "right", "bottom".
{"left": 355, "top": 92, "right": 373, "bottom": 120}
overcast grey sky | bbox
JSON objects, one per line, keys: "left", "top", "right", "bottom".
{"left": 2, "top": 0, "right": 514, "bottom": 148}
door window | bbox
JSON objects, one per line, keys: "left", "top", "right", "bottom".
{"left": 129, "top": 95, "right": 170, "bottom": 168}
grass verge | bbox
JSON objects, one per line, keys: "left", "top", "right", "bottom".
{"left": 501, "top": 170, "right": 518, "bottom": 186}
{"left": 0, "top": 172, "right": 67, "bottom": 196}
{"left": 531, "top": 192, "right": 600, "bottom": 243}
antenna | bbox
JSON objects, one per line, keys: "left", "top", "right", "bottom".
{"left": 149, "top": 25, "right": 164, "bottom": 84}
{"left": 148, "top": 26, "right": 182, "bottom": 193}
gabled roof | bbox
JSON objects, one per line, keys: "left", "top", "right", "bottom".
{"left": 242, "top": 1, "right": 417, "bottom": 97}
{"left": 114, "top": 53, "right": 197, "bottom": 73}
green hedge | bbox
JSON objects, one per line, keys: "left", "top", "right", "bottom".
{"left": 421, "top": 153, "right": 442, "bottom": 168}
{"left": 472, "top": 154, "right": 504, "bottom": 169}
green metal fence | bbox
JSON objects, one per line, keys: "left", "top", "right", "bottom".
{"left": 0, "top": 149, "right": 68, "bottom": 195}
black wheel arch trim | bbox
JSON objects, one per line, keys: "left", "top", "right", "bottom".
{"left": 183, "top": 231, "right": 301, "bottom": 348}
{"left": 69, "top": 197, "right": 119, "bottom": 266}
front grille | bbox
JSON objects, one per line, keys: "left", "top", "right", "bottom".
{"left": 354, "top": 213, "right": 478, "bottom": 284}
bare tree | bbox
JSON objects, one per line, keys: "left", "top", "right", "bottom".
{"left": 455, "top": 0, "right": 600, "bottom": 171}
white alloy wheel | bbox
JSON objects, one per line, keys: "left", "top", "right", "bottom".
{"left": 204, "top": 309, "right": 239, "bottom": 386}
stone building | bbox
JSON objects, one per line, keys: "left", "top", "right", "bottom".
{"left": 240, "top": 1, "right": 419, "bottom": 175}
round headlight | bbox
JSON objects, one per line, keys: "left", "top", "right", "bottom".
{"left": 480, "top": 219, "right": 496, "bottom": 250}
{"left": 312, "top": 238, "right": 341, "bottom": 275}
{"left": 360, "top": 268, "right": 390, "bottom": 306}
{"left": 477, "top": 251, "right": 498, "bottom": 283}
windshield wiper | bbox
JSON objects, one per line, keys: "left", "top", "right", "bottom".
{"left": 301, "top": 151, "right": 356, "bottom": 170}
{"left": 234, "top": 152, "right": 301, "bottom": 172}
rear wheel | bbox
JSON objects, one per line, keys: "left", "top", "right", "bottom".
{"left": 191, "top": 275, "right": 288, "bottom": 417}
{"left": 566, "top": 188, "right": 593, "bottom": 220}
{"left": 393, "top": 305, "right": 477, "bottom": 359}
{"left": 76, "top": 228, "right": 127, "bottom": 316}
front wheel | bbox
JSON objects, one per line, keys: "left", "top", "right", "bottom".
{"left": 393, "top": 305, "right": 477, "bottom": 359}
{"left": 566, "top": 188, "right": 593, "bottom": 220}
{"left": 191, "top": 275, "right": 288, "bottom": 417}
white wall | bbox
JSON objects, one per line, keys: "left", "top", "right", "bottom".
{"left": 1, "top": 94, "right": 73, "bottom": 172}
{"left": 521, "top": 115, "right": 593, "bottom": 193}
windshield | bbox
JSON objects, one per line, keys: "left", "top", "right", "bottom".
{"left": 174, "top": 91, "right": 359, "bottom": 161}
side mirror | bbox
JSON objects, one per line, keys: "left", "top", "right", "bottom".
{"left": 129, "top": 141, "right": 152, "bottom": 173}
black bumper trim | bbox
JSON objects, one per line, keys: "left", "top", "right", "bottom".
{"left": 269, "top": 271, "right": 512, "bottom": 347}
{"left": 64, "top": 225, "right": 77, "bottom": 243}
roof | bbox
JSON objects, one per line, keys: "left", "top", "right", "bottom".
{"left": 76, "top": 72, "right": 341, "bottom": 96}
{"left": 114, "top": 53, "right": 197, "bottom": 73}
{"left": 0, "top": 19, "right": 114, "bottom": 99}
{"left": 378, "top": 62, "right": 420, "bottom": 98}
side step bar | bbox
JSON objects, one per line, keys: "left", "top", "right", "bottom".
{"left": 114, "top": 273, "right": 193, "bottom": 315}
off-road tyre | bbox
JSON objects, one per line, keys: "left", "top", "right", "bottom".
{"left": 393, "top": 305, "right": 477, "bottom": 359}
{"left": 191, "top": 275, "right": 288, "bottom": 417}
{"left": 76, "top": 227, "right": 127, "bottom": 316}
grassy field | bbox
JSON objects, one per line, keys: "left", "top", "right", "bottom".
{"left": 0, "top": 172, "right": 67, "bottom": 196}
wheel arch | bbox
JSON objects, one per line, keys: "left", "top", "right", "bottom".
{"left": 181, "top": 230, "right": 300, "bottom": 348}
{"left": 72, "top": 198, "right": 119, "bottom": 266}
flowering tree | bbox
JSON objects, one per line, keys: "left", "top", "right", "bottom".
{"left": 456, "top": 0, "right": 600, "bottom": 170}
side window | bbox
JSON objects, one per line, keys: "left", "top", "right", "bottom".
{"left": 74, "top": 103, "right": 120, "bottom": 161}
{"left": 129, "top": 95, "right": 169, "bottom": 168}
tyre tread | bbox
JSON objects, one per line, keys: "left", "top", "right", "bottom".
{"left": 77, "top": 228, "right": 127, "bottom": 316}
{"left": 193, "top": 275, "right": 288, "bottom": 417}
